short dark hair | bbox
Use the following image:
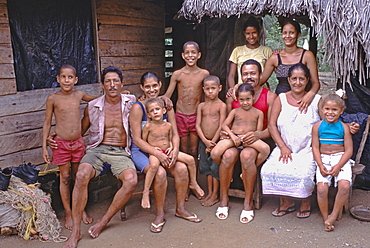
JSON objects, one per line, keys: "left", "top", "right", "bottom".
{"left": 281, "top": 19, "right": 301, "bottom": 34}
{"left": 203, "top": 75, "right": 220, "bottom": 86}
{"left": 183, "top": 41, "right": 200, "bottom": 52}
{"left": 59, "top": 64, "right": 77, "bottom": 76}
{"left": 243, "top": 16, "right": 260, "bottom": 33}
{"left": 145, "top": 97, "right": 165, "bottom": 111}
{"left": 288, "top": 63, "right": 310, "bottom": 78}
{"left": 140, "top": 71, "right": 160, "bottom": 86}
{"left": 101, "top": 66, "right": 123, "bottom": 84}
{"left": 236, "top": 83, "right": 255, "bottom": 97}
{"left": 240, "top": 59, "right": 262, "bottom": 74}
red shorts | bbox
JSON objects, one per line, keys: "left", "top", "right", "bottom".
{"left": 52, "top": 136, "right": 85, "bottom": 165}
{"left": 175, "top": 112, "right": 198, "bottom": 138}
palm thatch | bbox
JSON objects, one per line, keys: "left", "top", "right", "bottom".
{"left": 177, "top": 0, "right": 370, "bottom": 84}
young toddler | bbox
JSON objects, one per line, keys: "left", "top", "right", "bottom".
{"left": 141, "top": 98, "right": 204, "bottom": 208}
{"left": 211, "top": 83, "right": 270, "bottom": 167}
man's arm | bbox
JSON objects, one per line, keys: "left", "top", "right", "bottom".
{"left": 81, "top": 105, "right": 90, "bottom": 136}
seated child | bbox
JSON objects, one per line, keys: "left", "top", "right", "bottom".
{"left": 42, "top": 64, "right": 95, "bottom": 230}
{"left": 141, "top": 98, "right": 204, "bottom": 208}
{"left": 196, "top": 75, "right": 227, "bottom": 207}
{"left": 312, "top": 93, "right": 353, "bottom": 232}
{"left": 211, "top": 83, "right": 270, "bottom": 167}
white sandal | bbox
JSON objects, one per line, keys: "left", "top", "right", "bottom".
{"left": 215, "top": 206, "right": 229, "bottom": 220}
{"left": 240, "top": 210, "right": 254, "bottom": 224}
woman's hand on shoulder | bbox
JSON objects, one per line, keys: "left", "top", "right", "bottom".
{"left": 159, "top": 95, "right": 173, "bottom": 111}
{"left": 298, "top": 91, "right": 315, "bottom": 113}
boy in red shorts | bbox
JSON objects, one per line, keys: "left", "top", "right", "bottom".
{"left": 164, "top": 41, "right": 209, "bottom": 167}
{"left": 42, "top": 64, "right": 95, "bottom": 230}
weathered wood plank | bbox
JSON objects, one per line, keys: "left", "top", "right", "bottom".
{"left": 0, "top": 129, "right": 42, "bottom": 156}
{"left": 0, "top": 23, "right": 10, "bottom": 43}
{"left": 0, "top": 4, "right": 9, "bottom": 24}
{"left": 98, "top": 14, "right": 163, "bottom": 28}
{"left": 99, "top": 24, "right": 163, "bottom": 42}
{"left": 96, "top": 0, "right": 164, "bottom": 21}
{"left": 0, "top": 44, "right": 14, "bottom": 63}
{"left": 98, "top": 40, "right": 163, "bottom": 57}
{"left": 100, "top": 56, "right": 163, "bottom": 71}
{"left": 0, "top": 78, "right": 16, "bottom": 96}
{"left": 0, "top": 83, "right": 103, "bottom": 117}
{"left": 0, "top": 147, "right": 45, "bottom": 168}
{"left": 0, "top": 63, "right": 15, "bottom": 78}
{"left": 118, "top": 68, "right": 164, "bottom": 85}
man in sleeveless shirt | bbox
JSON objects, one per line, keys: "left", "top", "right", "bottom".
{"left": 216, "top": 60, "right": 276, "bottom": 222}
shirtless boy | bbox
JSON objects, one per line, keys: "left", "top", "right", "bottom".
{"left": 141, "top": 98, "right": 204, "bottom": 209}
{"left": 211, "top": 83, "right": 270, "bottom": 169}
{"left": 164, "top": 41, "right": 210, "bottom": 162}
{"left": 42, "top": 64, "right": 94, "bottom": 230}
{"left": 196, "top": 75, "right": 227, "bottom": 207}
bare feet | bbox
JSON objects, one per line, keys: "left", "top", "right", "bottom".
{"left": 88, "top": 219, "right": 108, "bottom": 239}
{"left": 64, "top": 211, "right": 73, "bottom": 230}
{"left": 324, "top": 215, "right": 335, "bottom": 232}
{"left": 141, "top": 193, "right": 151, "bottom": 209}
{"left": 200, "top": 194, "right": 211, "bottom": 204}
{"left": 201, "top": 195, "right": 219, "bottom": 207}
{"left": 63, "top": 232, "right": 82, "bottom": 248}
{"left": 189, "top": 183, "right": 205, "bottom": 200}
{"left": 83, "top": 211, "right": 93, "bottom": 225}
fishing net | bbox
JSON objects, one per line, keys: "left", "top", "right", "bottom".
{"left": 0, "top": 176, "right": 66, "bottom": 242}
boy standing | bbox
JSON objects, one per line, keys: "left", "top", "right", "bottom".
{"left": 196, "top": 76, "right": 227, "bottom": 206}
{"left": 42, "top": 64, "right": 95, "bottom": 230}
{"left": 164, "top": 41, "right": 210, "bottom": 165}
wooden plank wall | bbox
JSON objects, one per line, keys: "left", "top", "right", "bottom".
{"left": 0, "top": 0, "right": 16, "bottom": 96}
{"left": 0, "top": 0, "right": 165, "bottom": 168}
{"left": 96, "top": 0, "right": 165, "bottom": 97}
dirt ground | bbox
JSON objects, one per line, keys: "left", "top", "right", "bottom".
{"left": 1, "top": 175, "right": 370, "bottom": 248}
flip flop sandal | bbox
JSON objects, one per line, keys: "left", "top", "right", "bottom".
{"left": 150, "top": 219, "right": 166, "bottom": 233}
{"left": 297, "top": 209, "right": 311, "bottom": 218}
{"left": 240, "top": 210, "right": 254, "bottom": 224}
{"left": 216, "top": 206, "right": 229, "bottom": 220}
{"left": 271, "top": 206, "right": 296, "bottom": 217}
{"left": 175, "top": 213, "right": 202, "bottom": 223}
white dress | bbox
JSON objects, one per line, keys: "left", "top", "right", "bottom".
{"left": 261, "top": 93, "right": 321, "bottom": 198}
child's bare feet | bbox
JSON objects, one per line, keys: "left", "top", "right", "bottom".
{"left": 83, "top": 211, "right": 93, "bottom": 224}
{"left": 201, "top": 195, "right": 219, "bottom": 207}
{"left": 324, "top": 215, "right": 335, "bottom": 232}
{"left": 141, "top": 192, "right": 151, "bottom": 208}
{"left": 200, "top": 194, "right": 211, "bottom": 204}
{"left": 64, "top": 211, "right": 73, "bottom": 230}
{"left": 88, "top": 219, "right": 108, "bottom": 239}
{"left": 189, "top": 183, "right": 205, "bottom": 200}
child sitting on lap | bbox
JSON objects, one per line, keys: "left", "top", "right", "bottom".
{"left": 141, "top": 98, "right": 204, "bottom": 208}
{"left": 211, "top": 83, "right": 270, "bottom": 167}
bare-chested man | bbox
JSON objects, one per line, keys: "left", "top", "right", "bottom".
{"left": 63, "top": 66, "right": 137, "bottom": 248}
{"left": 164, "top": 41, "right": 210, "bottom": 168}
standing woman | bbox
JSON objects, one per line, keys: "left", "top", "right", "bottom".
{"left": 227, "top": 16, "right": 272, "bottom": 112}
{"left": 260, "top": 19, "right": 320, "bottom": 111}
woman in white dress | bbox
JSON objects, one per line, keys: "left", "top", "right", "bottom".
{"left": 261, "top": 63, "right": 322, "bottom": 218}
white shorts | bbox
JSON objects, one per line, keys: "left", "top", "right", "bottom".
{"left": 315, "top": 152, "right": 352, "bottom": 187}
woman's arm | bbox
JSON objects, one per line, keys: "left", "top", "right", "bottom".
{"left": 259, "top": 54, "right": 277, "bottom": 86}
{"left": 227, "top": 62, "right": 237, "bottom": 89}
{"left": 268, "top": 96, "right": 292, "bottom": 163}
{"left": 298, "top": 50, "right": 320, "bottom": 112}
{"left": 166, "top": 109, "right": 180, "bottom": 166}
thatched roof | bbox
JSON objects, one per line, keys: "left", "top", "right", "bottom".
{"left": 177, "top": 0, "right": 370, "bottom": 84}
